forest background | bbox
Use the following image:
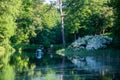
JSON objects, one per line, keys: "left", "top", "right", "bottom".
{"left": 0, "top": 0, "right": 120, "bottom": 53}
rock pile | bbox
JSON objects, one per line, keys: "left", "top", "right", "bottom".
{"left": 68, "top": 35, "right": 112, "bottom": 50}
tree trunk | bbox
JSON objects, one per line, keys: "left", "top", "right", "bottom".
{"left": 59, "top": 0, "right": 66, "bottom": 47}
{"left": 74, "top": 33, "right": 77, "bottom": 40}
{"left": 102, "top": 29, "right": 105, "bottom": 35}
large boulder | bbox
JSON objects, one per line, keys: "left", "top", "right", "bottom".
{"left": 68, "top": 35, "right": 112, "bottom": 50}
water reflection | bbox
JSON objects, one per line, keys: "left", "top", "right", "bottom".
{"left": 0, "top": 51, "right": 120, "bottom": 80}
{"left": 71, "top": 56, "right": 111, "bottom": 74}
{"left": 0, "top": 65, "right": 15, "bottom": 80}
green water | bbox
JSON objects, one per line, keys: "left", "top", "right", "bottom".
{"left": 0, "top": 49, "right": 120, "bottom": 80}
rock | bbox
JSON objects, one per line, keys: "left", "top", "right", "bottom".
{"left": 68, "top": 35, "right": 112, "bottom": 50}
{"left": 86, "top": 35, "right": 111, "bottom": 50}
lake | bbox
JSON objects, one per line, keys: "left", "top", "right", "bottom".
{"left": 0, "top": 49, "right": 120, "bottom": 80}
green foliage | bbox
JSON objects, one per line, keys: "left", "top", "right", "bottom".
{"left": 12, "top": 43, "right": 39, "bottom": 52}
{"left": 110, "top": 0, "right": 120, "bottom": 48}
{"left": 0, "top": 46, "right": 5, "bottom": 56}
{"left": 35, "top": 4, "right": 60, "bottom": 29}
{"left": 64, "top": 0, "right": 113, "bottom": 37}
{"left": 11, "top": 0, "right": 35, "bottom": 44}
{"left": 0, "top": 0, "right": 22, "bottom": 51}
{"left": 30, "top": 1, "right": 61, "bottom": 45}
{"left": 0, "top": 0, "right": 62, "bottom": 50}
{"left": 1, "top": 0, "right": 119, "bottom": 52}
{"left": 0, "top": 0, "right": 21, "bottom": 38}
{"left": 10, "top": 0, "right": 61, "bottom": 46}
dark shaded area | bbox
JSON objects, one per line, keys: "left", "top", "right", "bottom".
{"left": 29, "top": 53, "right": 72, "bottom": 66}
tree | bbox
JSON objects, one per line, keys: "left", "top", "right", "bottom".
{"left": 29, "top": 0, "right": 61, "bottom": 46}
{"left": 9, "top": 0, "right": 61, "bottom": 47}
{"left": 10, "top": 0, "right": 35, "bottom": 44}
{"left": 110, "top": 0, "right": 120, "bottom": 48}
{"left": 0, "top": 0, "right": 22, "bottom": 69}
{"left": 64, "top": 0, "right": 113, "bottom": 38}
{"left": 0, "top": 0, "right": 22, "bottom": 50}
